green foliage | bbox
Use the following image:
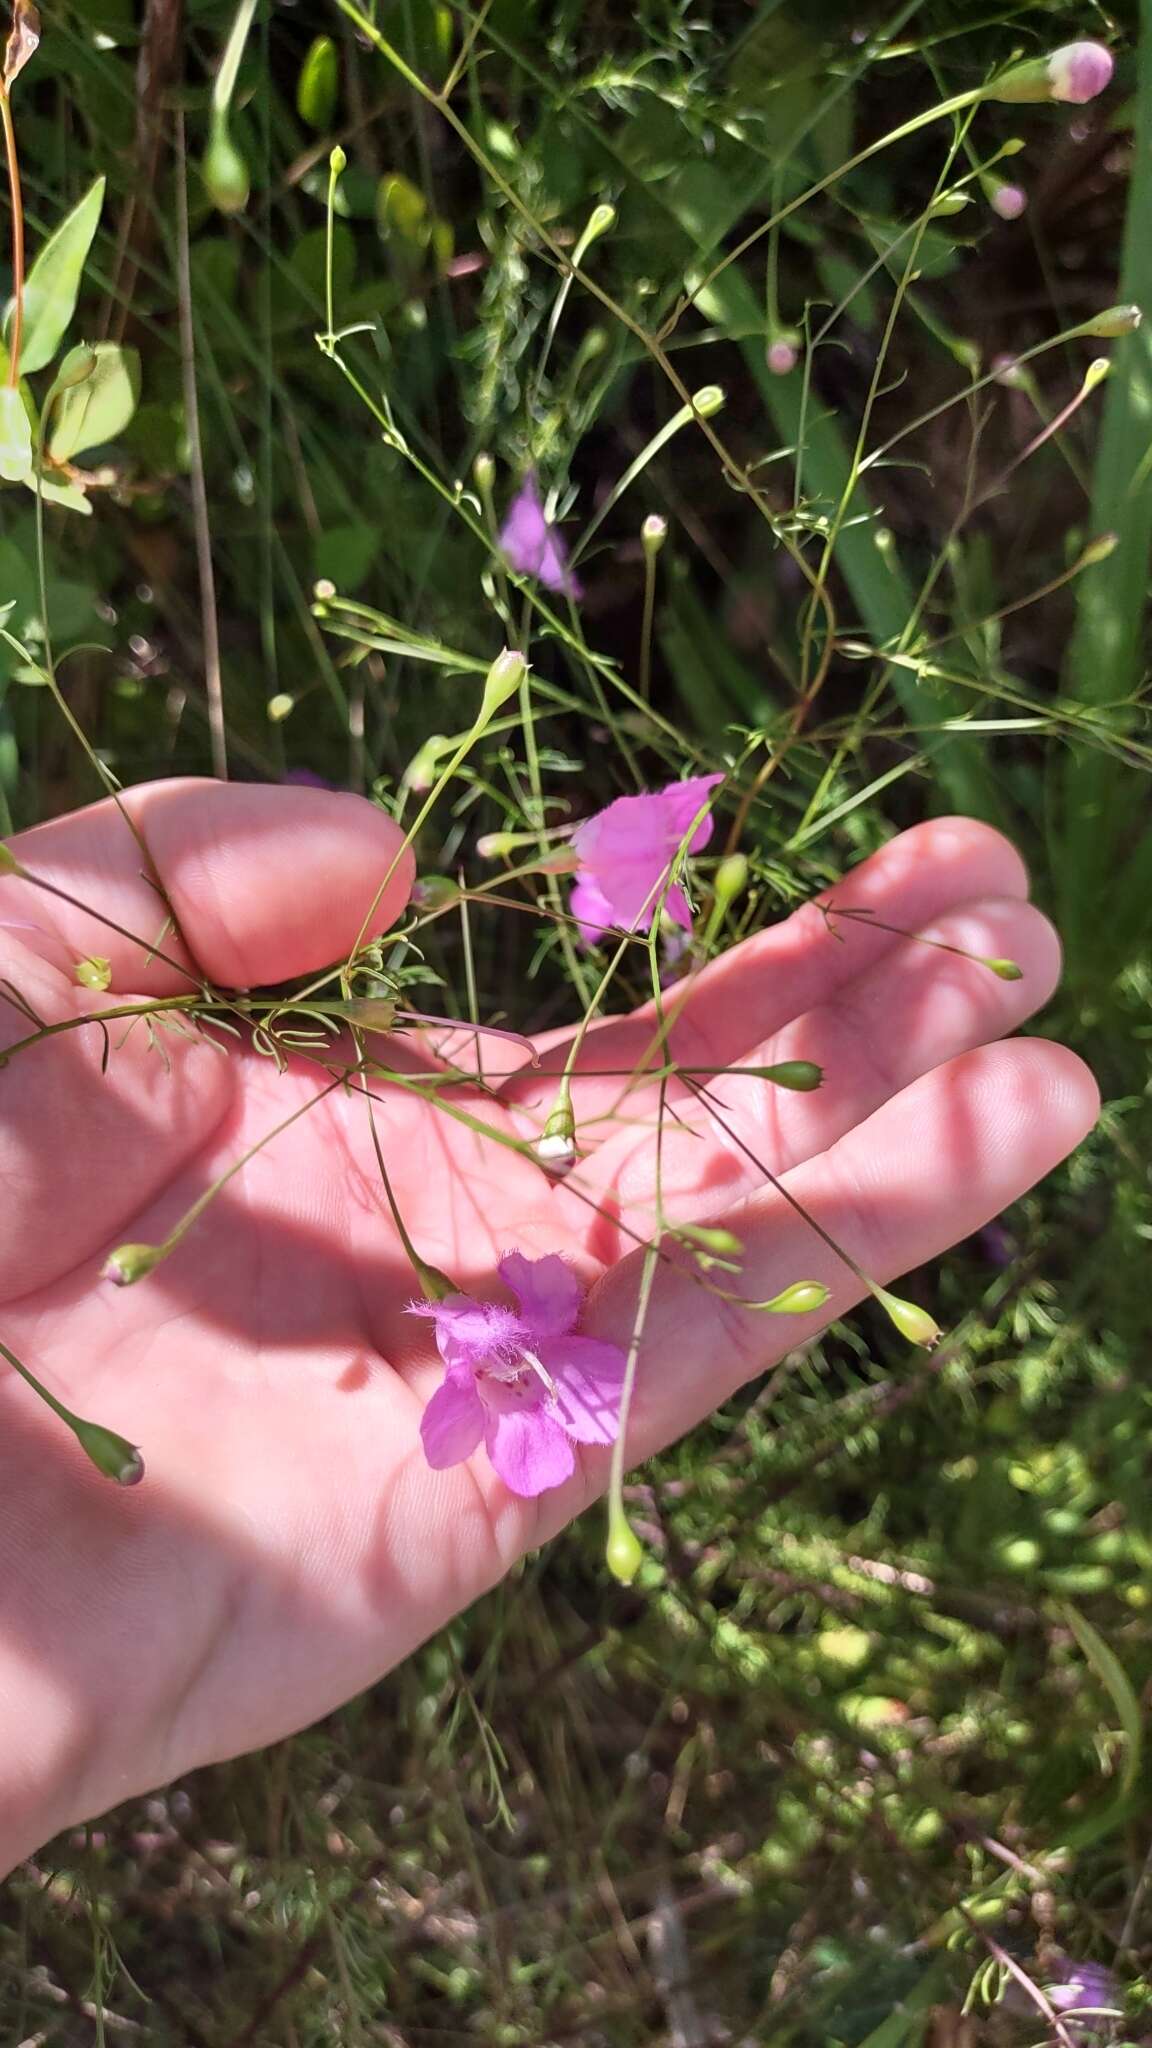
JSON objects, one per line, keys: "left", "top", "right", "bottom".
{"left": 0, "top": 0, "right": 1150, "bottom": 2041}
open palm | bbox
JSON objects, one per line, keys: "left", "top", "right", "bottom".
{"left": 0, "top": 780, "right": 1097, "bottom": 1870}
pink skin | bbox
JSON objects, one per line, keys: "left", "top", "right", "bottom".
{"left": 0, "top": 781, "right": 1097, "bottom": 1870}
{"left": 570, "top": 773, "right": 724, "bottom": 944}
{"left": 1047, "top": 41, "right": 1114, "bottom": 104}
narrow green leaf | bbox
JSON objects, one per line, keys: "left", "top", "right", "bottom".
{"left": 10, "top": 176, "right": 105, "bottom": 375}
{"left": 1061, "top": 1601, "right": 1143, "bottom": 1803}
{"left": 46, "top": 342, "right": 140, "bottom": 461}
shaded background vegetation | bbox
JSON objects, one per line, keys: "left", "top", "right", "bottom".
{"left": 2, "top": 0, "right": 1152, "bottom": 2041}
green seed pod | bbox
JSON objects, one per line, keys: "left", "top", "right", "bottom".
{"left": 297, "top": 35, "right": 339, "bottom": 130}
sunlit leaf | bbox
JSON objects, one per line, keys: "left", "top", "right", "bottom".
{"left": 9, "top": 176, "right": 105, "bottom": 375}
{"left": 46, "top": 341, "right": 140, "bottom": 461}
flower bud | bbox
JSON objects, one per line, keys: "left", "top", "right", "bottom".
{"left": 873, "top": 1287, "right": 942, "bottom": 1349}
{"left": 930, "top": 189, "right": 971, "bottom": 217}
{"left": 405, "top": 734, "right": 450, "bottom": 791}
{"left": 477, "top": 647, "right": 527, "bottom": 725}
{"left": 754, "top": 1281, "right": 830, "bottom": 1315}
{"left": 267, "top": 692, "right": 294, "bottom": 722}
{"left": 297, "top": 36, "right": 339, "bottom": 131}
{"left": 767, "top": 333, "right": 800, "bottom": 376}
{"left": 73, "top": 1420, "right": 145, "bottom": 1486}
{"left": 1076, "top": 532, "right": 1119, "bottom": 567}
{"left": 983, "top": 956, "right": 1023, "bottom": 981}
{"left": 988, "top": 40, "right": 1113, "bottom": 106}
{"left": 329, "top": 143, "right": 347, "bottom": 177}
{"left": 1082, "top": 357, "right": 1111, "bottom": 394}
{"left": 313, "top": 577, "right": 336, "bottom": 602}
{"left": 691, "top": 384, "right": 726, "bottom": 419}
{"left": 641, "top": 513, "right": 668, "bottom": 558}
{"left": 990, "top": 182, "right": 1027, "bottom": 221}
{"left": 74, "top": 955, "right": 111, "bottom": 992}
{"left": 103, "top": 1242, "right": 166, "bottom": 1286}
{"left": 1082, "top": 303, "right": 1142, "bottom": 338}
{"left": 756, "top": 1059, "right": 823, "bottom": 1091}
{"left": 606, "top": 1504, "right": 644, "bottom": 1585}
{"left": 534, "top": 1088, "right": 576, "bottom": 1176}
{"left": 712, "top": 852, "right": 749, "bottom": 911}
{"left": 473, "top": 450, "right": 495, "bottom": 493}
{"left": 202, "top": 115, "right": 250, "bottom": 213}
{"left": 573, "top": 202, "right": 616, "bottom": 266}
{"left": 680, "top": 1224, "right": 744, "bottom": 1256}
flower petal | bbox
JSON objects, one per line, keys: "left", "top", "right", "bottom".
{"left": 570, "top": 874, "right": 618, "bottom": 946}
{"left": 543, "top": 1334, "right": 626, "bottom": 1446}
{"left": 413, "top": 1295, "right": 525, "bottom": 1378}
{"left": 420, "top": 1379, "right": 485, "bottom": 1469}
{"left": 484, "top": 1408, "right": 575, "bottom": 1496}
{"left": 499, "top": 1251, "right": 583, "bottom": 1338}
{"left": 659, "top": 773, "right": 725, "bottom": 853}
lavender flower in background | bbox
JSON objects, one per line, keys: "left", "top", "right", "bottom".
{"left": 499, "top": 472, "right": 582, "bottom": 597}
{"left": 413, "top": 1252, "right": 626, "bottom": 1497}
{"left": 570, "top": 773, "right": 724, "bottom": 946}
{"left": 282, "top": 767, "right": 342, "bottom": 790}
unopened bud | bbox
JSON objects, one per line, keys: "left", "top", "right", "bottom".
{"left": 756, "top": 1059, "right": 823, "bottom": 1091}
{"left": 1082, "top": 357, "right": 1111, "bottom": 394}
{"left": 477, "top": 647, "right": 527, "bottom": 725}
{"left": 606, "top": 1504, "right": 643, "bottom": 1585}
{"left": 990, "top": 182, "right": 1027, "bottom": 221}
{"left": 1076, "top": 532, "right": 1119, "bottom": 567}
{"left": 641, "top": 513, "right": 668, "bottom": 558}
{"left": 202, "top": 116, "right": 250, "bottom": 213}
{"left": 983, "top": 956, "right": 1023, "bottom": 981}
{"left": 766, "top": 335, "right": 800, "bottom": 375}
{"left": 313, "top": 577, "right": 337, "bottom": 602}
{"left": 1082, "top": 303, "right": 1142, "bottom": 338}
{"left": 74, "top": 955, "right": 111, "bottom": 992}
{"left": 473, "top": 450, "right": 495, "bottom": 493}
{"left": 691, "top": 384, "right": 726, "bottom": 419}
{"left": 712, "top": 852, "right": 748, "bottom": 909}
{"left": 102, "top": 1242, "right": 166, "bottom": 1287}
{"left": 267, "top": 692, "right": 294, "bottom": 722}
{"left": 535, "top": 1088, "right": 577, "bottom": 1176}
{"left": 573, "top": 202, "right": 616, "bottom": 266}
{"left": 930, "top": 189, "right": 971, "bottom": 217}
{"left": 988, "top": 41, "right": 1113, "bottom": 106}
{"left": 753, "top": 1281, "right": 831, "bottom": 1316}
{"left": 73, "top": 1420, "right": 145, "bottom": 1486}
{"left": 329, "top": 143, "right": 347, "bottom": 176}
{"left": 680, "top": 1224, "right": 744, "bottom": 1256}
{"left": 405, "top": 734, "right": 450, "bottom": 791}
{"left": 874, "top": 1287, "right": 942, "bottom": 1349}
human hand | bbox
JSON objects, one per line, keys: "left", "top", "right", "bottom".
{"left": 0, "top": 781, "right": 1097, "bottom": 1871}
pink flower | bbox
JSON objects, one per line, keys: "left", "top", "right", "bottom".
{"left": 991, "top": 182, "right": 1027, "bottom": 220}
{"left": 767, "top": 337, "right": 799, "bottom": 376}
{"left": 413, "top": 1252, "right": 626, "bottom": 1497}
{"left": 569, "top": 773, "right": 724, "bottom": 946}
{"left": 499, "top": 473, "right": 582, "bottom": 598}
{"left": 1048, "top": 41, "right": 1114, "bottom": 104}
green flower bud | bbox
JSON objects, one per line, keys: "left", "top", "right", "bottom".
{"left": 477, "top": 647, "right": 527, "bottom": 725}
{"left": 329, "top": 144, "right": 347, "bottom": 177}
{"left": 73, "top": 1420, "right": 145, "bottom": 1486}
{"left": 691, "top": 384, "right": 726, "bottom": 419}
{"left": 753, "top": 1281, "right": 830, "bottom": 1316}
{"left": 983, "top": 956, "right": 1023, "bottom": 981}
{"left": 74, "top": 955, "right": 112, "bottom": 992}
{"left": 606, "top": 1505, "right": 643, "bottom": 1585}
{"left": 1077, "top": 532, "right": 1119, "bottom": 567}
{"left": 473, "top": 450, "right": 495, "bottom": 493}
{"left": 712, "top": 852, "right": 748, "bottom": 909}
{"left": 573, "top": 202, "right": 616, "bottom": 267}
{"left": 535, "top": 1087, "right": 576, "bottom": 1175}
{"left": 874, "top": 1287, "right": 942, "bottom": 1349}
{"left": 266, "top": 692, "right": 295, "bottom": 722}
{"left": 641, "top": 513, "right": 668, "bottom": 558}
{"left": 202, "top": 115, "right": 250, "bottom": 214}
{"left": 1082, "top": 303, "right": 1142, "bottom": 338}
{"left": 102, "top": 1242, "right": 166, "bottom": 1287}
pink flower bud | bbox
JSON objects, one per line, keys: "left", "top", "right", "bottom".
{"left": 767, "top": 337, "right": 799, "bottom": 376}
{"left": 991, "top": 182, "right": 1027, "bottom": 221}
{"left": 1048, "top": 40, "right": 1114, "bottom": 104}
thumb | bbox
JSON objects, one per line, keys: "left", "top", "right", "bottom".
{"left": 1, "top": 777, "right": 415, "bottom": 994}
{"left": 0, "top": 780, "right": 414, "bottom": 1299}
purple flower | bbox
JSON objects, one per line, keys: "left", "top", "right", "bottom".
{"left": 569, "top": 773, "right": 724, "bottom": 946}
{"left": 1048, "top": 42, "right": 1114, "bottom": 104}
{"left": 991, "top": 182, "right": 1027, "bottom": 221}
{"left": 413, "top": 1252, "right": 626, "bottom": 1497}
{"left": 499, "top": 473, "right": 582, "bottom": 597}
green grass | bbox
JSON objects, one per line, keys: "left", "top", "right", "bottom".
{"left": 2, "top": 1, "right": 1152, "bottom": 2041}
